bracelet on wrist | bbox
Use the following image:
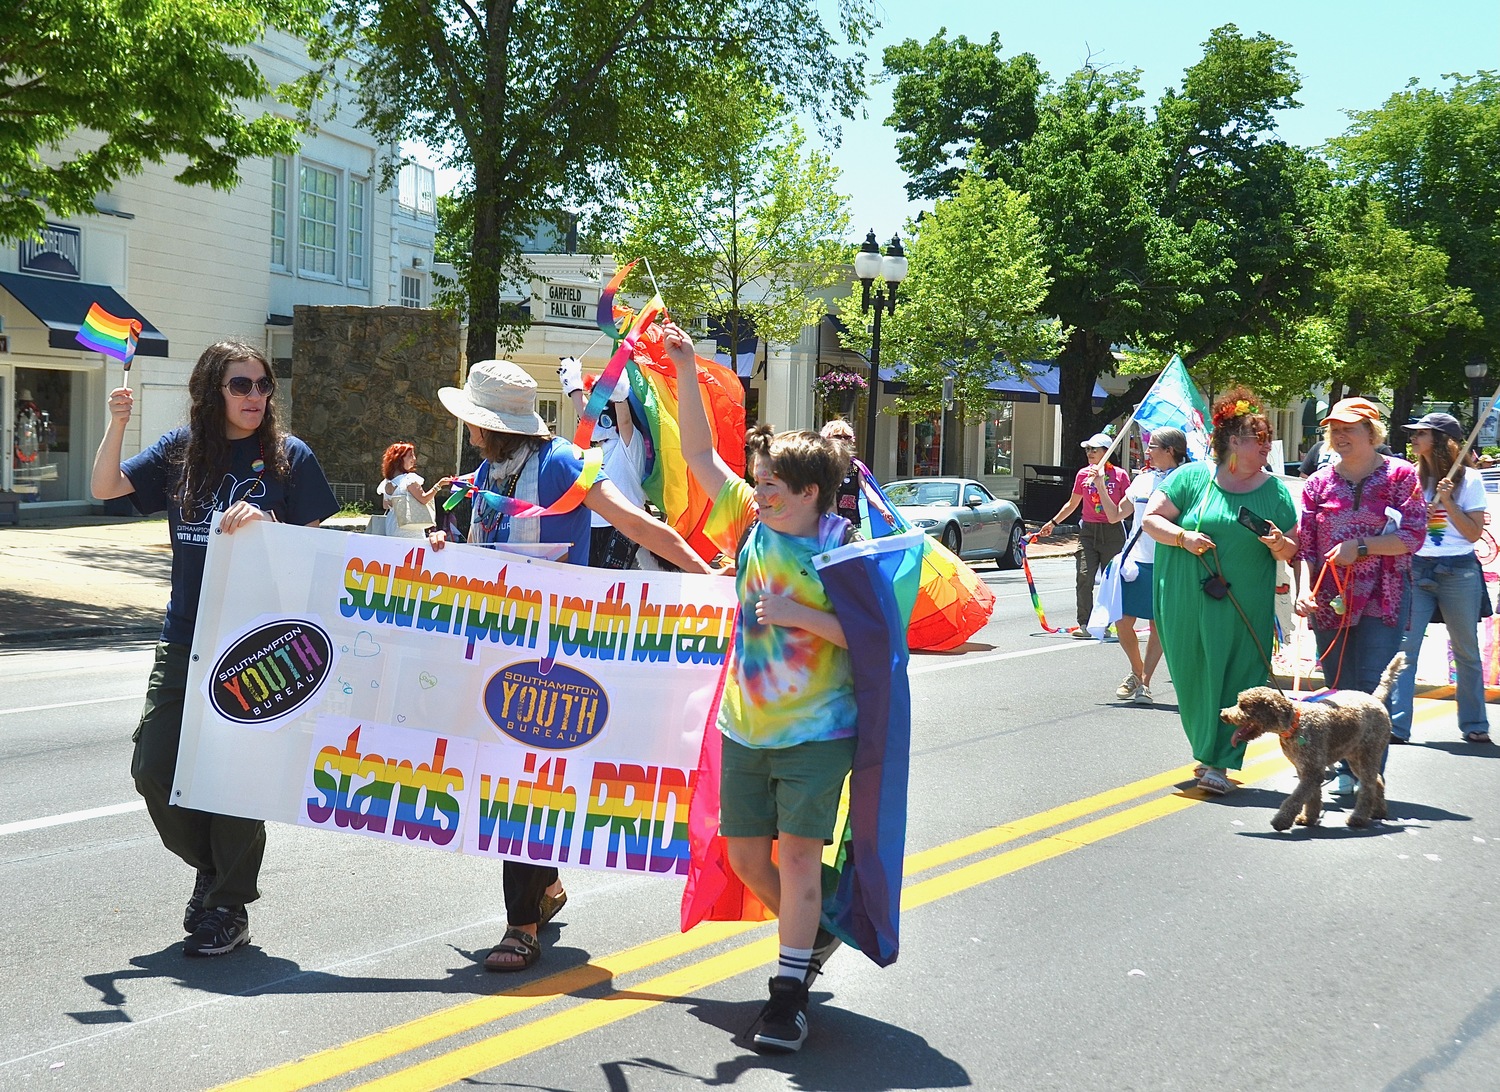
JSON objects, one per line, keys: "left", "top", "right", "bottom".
{"left": 1175, "top": 529, "right": 1185, "bottom": 548}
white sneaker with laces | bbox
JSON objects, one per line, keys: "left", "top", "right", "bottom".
{"left": 1115, "top": 674, "right": 1141, "bottom": 699}
{"left": 1132, "top": 684, "right": 1153, "bottom": 705}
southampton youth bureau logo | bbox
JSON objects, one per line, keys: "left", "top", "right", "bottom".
{"left": 211, "top": 619, "right": 334, "bottom": 724}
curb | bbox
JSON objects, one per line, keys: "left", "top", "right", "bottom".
{"left": 0, "top": 624, "right": 160, "bottom": 645}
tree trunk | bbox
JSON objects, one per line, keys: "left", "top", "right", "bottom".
{"left": 1057, "top": 328, "right": 1112, "bottom": 473}
{"left": 466, "top": 155, "right": 502, "bottom": 368}
{"left": 1389, "top": 362, "right": 1422, "bottom": 457}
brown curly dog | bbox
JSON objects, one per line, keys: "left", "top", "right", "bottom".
{"left": 1220, "top": 653, "right": 1404, "bottom": 831}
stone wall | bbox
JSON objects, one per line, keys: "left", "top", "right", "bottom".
{"left": 289, "top": 305, "right": 463, "bottom": 505}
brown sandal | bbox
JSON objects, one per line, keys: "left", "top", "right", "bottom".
{"left": 484, "top": 927, "right": 539, "bottom": 972}
{"left": 539, "top": 888, "right": 567, "bottom": 926}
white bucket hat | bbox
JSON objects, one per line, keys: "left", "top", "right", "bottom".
{"left": 438, "top": 360, "right": 550, "bottom": 437}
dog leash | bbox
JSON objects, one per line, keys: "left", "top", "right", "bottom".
{"left": 1194, "top": 550, "right": 1287, "bottom": 697}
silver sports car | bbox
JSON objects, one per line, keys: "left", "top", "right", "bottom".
{"left": 883, "top": 477, "right": 1026, "bottom": 568}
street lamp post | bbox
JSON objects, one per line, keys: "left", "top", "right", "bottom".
{"left": 853, "top": 229, "right": 908, "bottom": 470}
{"left": 1466, "top": 355, "right": 1489, "bottom": 433}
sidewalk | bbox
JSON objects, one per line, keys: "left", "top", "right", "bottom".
{"left": 0, "top": 514, "right": 1077, "bottom": 644}
{"left": 0, "top": 514, "right": 368, "bottom": 644}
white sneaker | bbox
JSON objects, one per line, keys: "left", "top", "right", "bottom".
{"left": 1132, "top": 684, "right": 1153, "bottom": 705}
{"left": 1071, "top": 628, "right": 1093, "bottom": 640}
{"left": 1115, "top": 674, "right": 1141, "bottom": 699}
{"left": 1333, "top": 772, "right": 1357, "bottom": 795}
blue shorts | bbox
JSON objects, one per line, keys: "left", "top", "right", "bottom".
{"left": 1121, "top": 563, "right": 1154, "bottom": 620}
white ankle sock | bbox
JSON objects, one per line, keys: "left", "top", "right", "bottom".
{"left": 777, "top": 945, "right": 814, "bottom": 981}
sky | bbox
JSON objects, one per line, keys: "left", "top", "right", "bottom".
{"left": 811, "top": 0, "right": 1500, "bottom": 237}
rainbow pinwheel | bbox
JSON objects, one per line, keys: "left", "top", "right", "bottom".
{"left": 855, "top": 465, "right": 995, "bottom": 650}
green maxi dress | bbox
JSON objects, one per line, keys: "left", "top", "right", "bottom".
{"left": 1154, "top": 462, "right": 1296, "bottom": 770}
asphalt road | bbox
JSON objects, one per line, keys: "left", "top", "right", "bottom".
{"left": 4, "top": 556, "right": 1498, "bottom": 1092}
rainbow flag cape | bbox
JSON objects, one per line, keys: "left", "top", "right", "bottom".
{"left": 443, "top": 447, "right": 604, "bottom": 519}
{"left": 680, "top": 530, "right": 924, "bottom": 967}
{"left": 75, "top": 302, "right": 142, "bottom": 366}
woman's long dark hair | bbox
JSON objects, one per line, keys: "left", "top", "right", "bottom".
{"left": 1416, "top": 433, "right": 1466, "bottom": 490}
{"left": 177, "top": 341, "right": 289, "bottom": 519}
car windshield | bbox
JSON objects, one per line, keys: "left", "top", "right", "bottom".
{"left": 889, "top": 482, "right": 959, "bottom": 506}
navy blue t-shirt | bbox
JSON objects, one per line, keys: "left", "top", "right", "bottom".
{"left": 123, "top": 427, "right": 339, "bottom": 644}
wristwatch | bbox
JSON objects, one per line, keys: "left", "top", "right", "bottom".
{"left": 1356, "top": 539, "right": 1369, "bottom": 558}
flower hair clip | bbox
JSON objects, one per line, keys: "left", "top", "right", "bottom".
{"left": 1212, "top": 397, "right": 1261, "bottom": 427}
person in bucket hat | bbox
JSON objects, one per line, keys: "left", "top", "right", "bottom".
{"left": 432, "top": 359, "right": 712, "bottom": 973}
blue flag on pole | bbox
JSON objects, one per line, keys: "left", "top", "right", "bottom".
{"left": 1132, "top": 355, "right": 1211, "bottom": 461}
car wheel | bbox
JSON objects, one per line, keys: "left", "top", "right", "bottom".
{"left": 940, "top": 523, "right": 961, "bottom": 553}
{"left": 1001, "top": 523, "right": 1025, "bottom": 569}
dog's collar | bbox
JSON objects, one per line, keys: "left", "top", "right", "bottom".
{"left": 1284, "top": 689, "right": 1340, "bottom": 741}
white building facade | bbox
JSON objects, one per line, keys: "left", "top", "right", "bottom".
{"left": 0, "top": 29, "right": 435, "bottom": 517}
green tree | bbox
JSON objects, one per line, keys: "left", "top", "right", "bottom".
{"left": 1326, "top": 72, "right": 1500, "bottom": 412}
{"left": 835, "top": 163, "right": 1061, "bottom": 475}
{"left": 886, "top": 26, "right": 1331, "bottom": 465}
{"left": 306, "top": 0, "right": 877, "bottom": 367}
{"left": 883, "top": 31, "right": 1043, "bottom": 197}
{"left": 620, "top": 78, "right": 849, "bottom": 369}
{"left": 0, "top": 0, "right": 322, "bottom": 242}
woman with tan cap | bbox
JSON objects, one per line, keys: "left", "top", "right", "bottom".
{"left": 431, "top": 358, "right": 712, "bottom": 971}
{"left": 1295, "top": 397, "right": 1426, "bottom": 789}
{"left": 1037, "top": 433, "right": 1130, "bottom": 635}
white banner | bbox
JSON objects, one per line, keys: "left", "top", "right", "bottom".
{"left": 174, "top": 519, "right": 738, "bottom": 876}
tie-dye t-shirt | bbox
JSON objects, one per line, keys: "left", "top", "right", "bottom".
{"left": 704, "top": 477, "right": 857, "bottom": 749}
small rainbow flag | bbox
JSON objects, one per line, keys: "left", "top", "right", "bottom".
{"left": 76, "top": 303, "right": 142, "bottom": 367}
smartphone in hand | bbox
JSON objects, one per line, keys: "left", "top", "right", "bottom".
{"left": 1237, "top": 505, "right": 1273, "bottom": 537}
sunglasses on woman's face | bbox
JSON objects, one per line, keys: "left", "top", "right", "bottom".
{"left": 223, "top": 376, "right": 275, "bottom": 397}
{"left": 1238, "top": 429, "right": 1271, "bottom": 445}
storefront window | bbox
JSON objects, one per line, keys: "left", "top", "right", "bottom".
{"left": 896, "top": 412, "right": 942, "bottom": 477}
{"left": 983, "top": 402, "right": 1014, "bottom": 476}
{"left": 13, "top": 367, "right": 83, "bottom": 503}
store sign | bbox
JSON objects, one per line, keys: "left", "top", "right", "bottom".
{"left": 539, "top": 280, "right": 598, "bottom": 326}
{"left": 19, "top": 223, "right": 82, "bottom": 280}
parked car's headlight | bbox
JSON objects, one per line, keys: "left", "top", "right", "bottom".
{"left": 911, "top": 518, "right": 938, "bottom": 529}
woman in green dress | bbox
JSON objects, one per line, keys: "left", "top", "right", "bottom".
{"left": 1142, "top": 389, "right": 1299, "bottom": 796}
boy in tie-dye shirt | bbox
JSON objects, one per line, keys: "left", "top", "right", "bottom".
{"left": 667, "top": 322, "right": 855, "bottom": 1053}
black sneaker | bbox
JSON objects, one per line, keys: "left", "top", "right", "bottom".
{"left": 183, "top": 870, "right": 215, "bottom": 934}
{"left": 184, "top": 904, "right": 250, "bottom": 958}
{"left": 804, "top": 926, "right": 844, "bottom": 986}
{"left": 751, "top": 976, "right": 809, "bottom": 1053}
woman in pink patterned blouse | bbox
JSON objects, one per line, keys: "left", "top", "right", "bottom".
{"left": 1295, "top": 398, "right": 1427, "bottom": 705}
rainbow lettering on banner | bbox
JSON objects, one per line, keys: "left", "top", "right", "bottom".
{"left": 467, "top": 751, "right": 692, "bottom": 873}
{"left": 75, "top": 302, "right": 142, "bottom": 366}
{"left": 338, "top": 546, "right": 732, "bottom": 669}
{"left": 304, "top": 725, "right": 474, "bottom": 847}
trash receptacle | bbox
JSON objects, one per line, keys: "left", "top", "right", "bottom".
{"left": 1022, "top": 464, "right": 1075, "bottom": 525}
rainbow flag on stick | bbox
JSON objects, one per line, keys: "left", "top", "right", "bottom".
{"left": 76, "top": 303, "right": 142, "bottom": 370}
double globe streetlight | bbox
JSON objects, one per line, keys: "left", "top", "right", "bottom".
{"left": 852, "top": 230, "right": 908, "bottom": 469}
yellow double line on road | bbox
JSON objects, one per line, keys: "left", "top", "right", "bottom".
{"left": 218, "top": 699, "right": 1455, "bottom": 1092}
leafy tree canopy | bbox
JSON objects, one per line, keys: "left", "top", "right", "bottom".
{"left": 1325, "top": 71, "right": 1500, "bottom": 368}
{"left": 886, "top": 24, "right": 1331, "bottom": 464}
{"left": 835, "top": 161, "right": 1061, "bottom": 431}
{"left": 305, "top": 0, "right": 878, "bottom": 365}
{"left": 619, "top": 76, "right": 850, "bottom": 353}
{"left": 0, "top": 0, "right": 322, "bottom": 242}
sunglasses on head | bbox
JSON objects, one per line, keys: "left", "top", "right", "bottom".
{"left": 223, "top": 376, "right": 274, "bottom": 397}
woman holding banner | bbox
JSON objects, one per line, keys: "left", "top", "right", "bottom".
{"left": 91, "top": 341, "right": 340, "bottom": 957}
{"left": 430, "top": 359, "right": 710, "bottom": 972}
{"left": 1143, "top": 390, "right": 1298, "bottom": 796}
